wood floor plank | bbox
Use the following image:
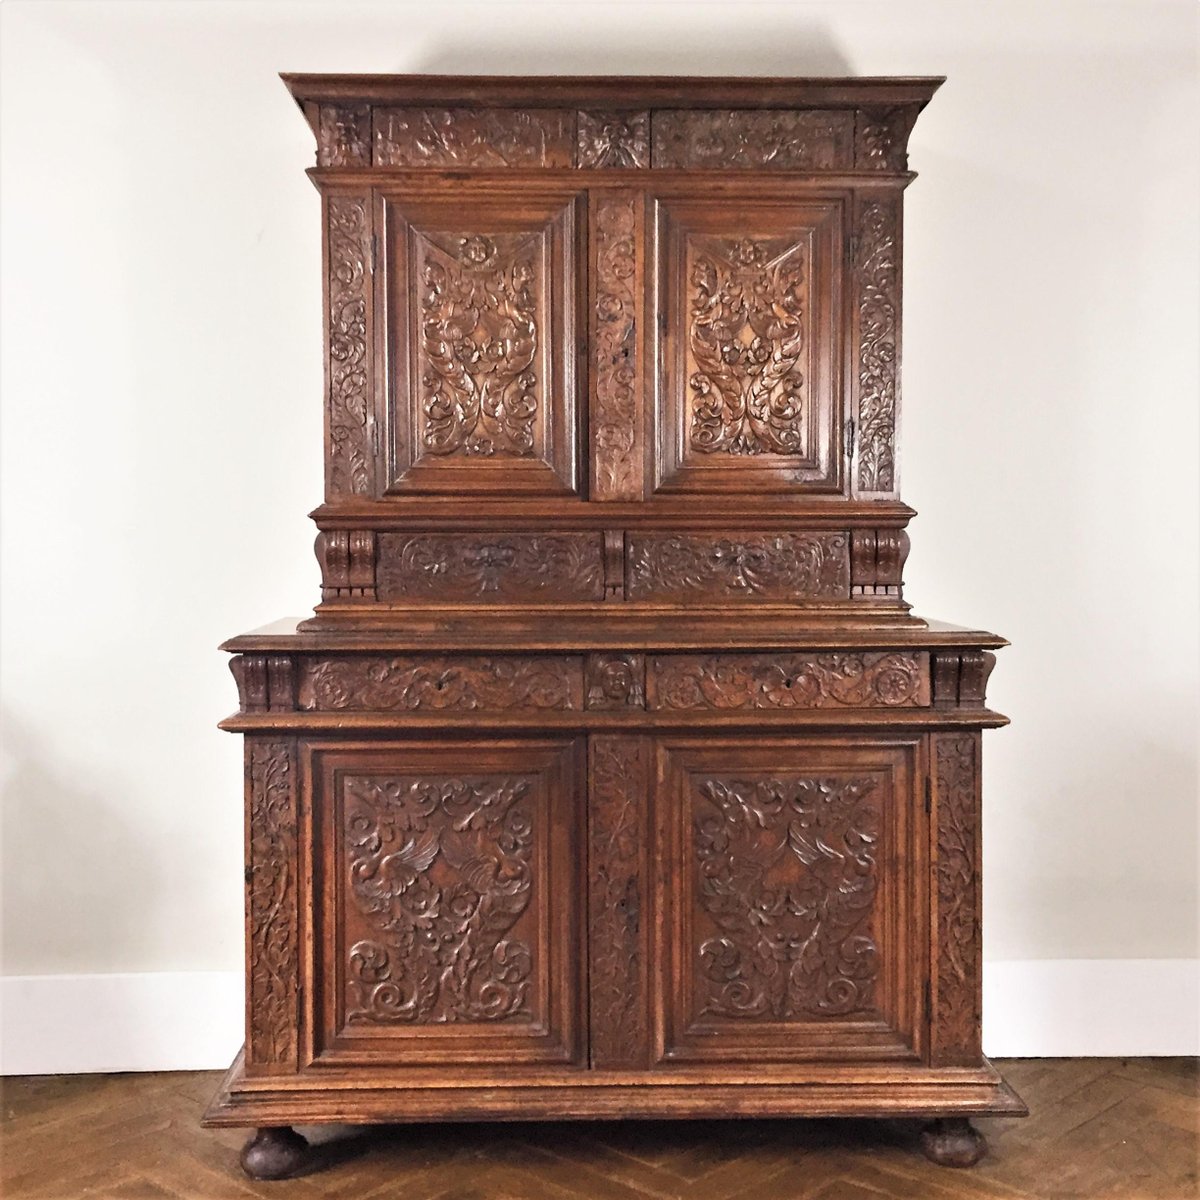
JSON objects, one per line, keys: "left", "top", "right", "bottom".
{"left": 1, "top": 1060, "right": 1197, "bottom": 1199}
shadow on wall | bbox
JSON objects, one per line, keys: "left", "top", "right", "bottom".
{"left": 408, "top": 27, "right": 854, "bottom": 77}
{"left": 0, "top": 708, "right": 167, "bottom": 974}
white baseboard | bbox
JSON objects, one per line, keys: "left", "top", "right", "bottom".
{"left": 1, "top": 959, "right": 1196, "bottom": 1075}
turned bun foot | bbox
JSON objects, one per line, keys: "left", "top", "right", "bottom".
{"left": 240, "top": 1126, "right": 311, "bottom": 1180}
{"left": 920, "top": 1117, "right": 987, "bottom": 1167}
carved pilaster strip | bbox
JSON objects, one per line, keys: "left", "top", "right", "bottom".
{"left": 854, "top": 195, "right": 901, "bottom": 496}
{"left": 591, "top": 193, "right": 644, "bottom": 501}
{"left": 246, "top": 739, "right": 299, "bottom": 1071}
{"left": 326, "top": 194, "right": 374, "bottom": 498}
{"left": 585, "top": 653, "right": 646, "bottom": 710}
{"left": 588, "top": 735, "right": 651, "bottom": 1068}
{"left": 317, "top": 104, "right": 372, "bottom": 167}
{"left": 578, "top": 112, "right": 650, "bottom": 169}
{"left": 230, "top": 655, "right": 268, "bottom": 713}
{"left": 931, "top": 733, "right": 983, "bottom": 1067}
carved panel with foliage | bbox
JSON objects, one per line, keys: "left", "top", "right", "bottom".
{"left": 313, "top": 740, "right": 582, "bottom": 1065}
{"left": 382, "top": 192, "right": 580, "bottom": 495}
{"left": 655, "top": 197, "right": 843, "bottom": 494}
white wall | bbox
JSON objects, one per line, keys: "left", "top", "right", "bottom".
{"left": 2, "top": 0, "right": 1197, "bottom": 1067}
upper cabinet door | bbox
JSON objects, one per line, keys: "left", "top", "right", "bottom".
{"left": 379, "top": 187, "right": 585, "bottom": 496}
{"left": 652, "top": 192, "right": 847, "bottom": 496}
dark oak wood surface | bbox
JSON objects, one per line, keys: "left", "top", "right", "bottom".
{"left": 208, "top": 72, "right": 1023, "bottom": 1180}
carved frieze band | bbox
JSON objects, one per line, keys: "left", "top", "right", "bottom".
{"left": 626, "top": 532, "right": 850, "bottom": 602}
{"left": 588, "top": 735, "right": 651, "bottom": 1067}
{"left": 246, "top": 739, "right": 299, "bottom": 1069}
{"left": 932, "top": 733, "right": 983, "bottom": 1066}
{"left": 326, "top": 194, "right": 374, "bottom": 498}
{"left": 591, "top": 194, "right": 643, "bottom": 501}
{"left": 854, "top": 195, "right": 901, "bottom": 495}
{"left": 313, "top": 104, "right": 916, "bottom": 171}
{"left": 648, "top": 652, "right": 930, "bottom": 710}
{"left": 298, "top": 655, "right": 583, "bottom": 711}
{"left": 234, "top": 651, "right": 939, "bottom": 714}
{"left": 376, "top": 533, "right": 606, "bottom": 602}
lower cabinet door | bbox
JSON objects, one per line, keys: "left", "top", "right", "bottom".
{"left": 654, "top": 735, "right": 927, "bottom": 1065}
{"left": 306, "top": 737, "right": 585, "bottom": 1067}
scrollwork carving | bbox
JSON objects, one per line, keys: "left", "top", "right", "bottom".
{"left": 626, "top": 532, "right": 849, "bottom": 602}
{"left": 649, "top": 653, "right": 928, "bottom": 710}
{"left": 687, "top": 237, "right": 809, "bottom": 456}
{"left": 299, "top": 655, "right": 582, "bottom": 711}
{"left": 418, "top": 232, "right": 541, "bottom": 458}
{"left": 374, "top": 107, "right": 574, "bottom": 167}
{"left": 692, "top": 774, "right": 881, "bottom": 1020}
{"left": 933, "top": 735, "right": 981, "bottom": 1064}
{"left": 327, "top": 196, "right": 372, "bottom": 496}
{"left": 653, "top": 109, "right": 854, "bottom": 170}
{"left": 856, "top": 198, "right": 900, "bottom": 493}
{"left": 592, "top": 196, "right": 641, "bottom": 499}
{"left": 588, "top": 737, "right": 648, "bottom": 1066}
{"left": 247, "top": 741, "right": 298, "bottom": 1067}
{"left": 377, "top": 533, "right": 605, "bottom": 602}
{"left": 343, "top": 775, "right": 536, "bottom": 1024}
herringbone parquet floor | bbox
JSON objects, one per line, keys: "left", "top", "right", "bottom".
{"left": 1, "top": 1059, "right": 1196, "bottom": 1200}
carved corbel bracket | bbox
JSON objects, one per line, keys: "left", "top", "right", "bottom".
{"left": 316, "top": 530, "right": 377, "bottom": 601}
{"left": 931, "top": 650, "right": 997, "bottom": 709}
{"left": 850, "top": 529, "right": 910, "bottom": 599}
{"left": 854, "top": 106, "right": 920, "bottom": 171}
{"left": 231, "top": 655, "right": 296, "bottom": 713}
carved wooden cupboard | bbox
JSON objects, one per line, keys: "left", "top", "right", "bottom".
{"left": 203, "top": 74, "right": 1027, "bottom": 1179}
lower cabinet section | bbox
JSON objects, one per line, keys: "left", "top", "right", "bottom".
{"left": 252, "top": 730, "right": 937, "bottom": 1079}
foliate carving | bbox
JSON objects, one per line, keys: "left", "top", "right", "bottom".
{"left": 343, "top": 775, "right": 536, "bottom": 1023}
{"left": 649, "top": 653, "right": 928, "bottom": 710}
{"left": 299, "top": 655, "right": 582, "bottom": 711}
{"left": 588, "top": 737, "right": 649, "bottom": 1067}
{"left": 652, "top": 109, "right": 855, "bottom": 170}
{"left": 854, "top": 107, "right": 916, "bottom": 171}
{"left": 327, "top": 195, "right": 372, "bottom": 496}
{"left": 687, "top": 237, "right": 809, "bottom": 456}
{"left": 626, "top": 533, "right": 849, "bottom": 602}
{"left": 934, "top": 736, "right": 981, "bottom": 1064}
{"left": 247, "top": 741, "right": 298, "bottom": 1067}
{"left": 377, "top": 533, "right": 605, "bottom": 602}
{"left": 591, "top": 196, "right": 642, "bottom": 500}
{"left": 856, "top": 197, "right": 900, "bottom": 493}
{"left": 317, "top": 104, "right": 371, "bottom": 167}
{"left": 374, "top": 107, "right": 574, "bottom": 168}
{"left": 693, "top": 774, "right": 881, "bottom": 1019}
{"left": 585, "top": 654, "right": 646, "bottom": 710}
{"left": 577, "top": 110, "right": 650, "bottom": 168}
{"left": 418, "top": 232, "right": 541, "bottom": 458}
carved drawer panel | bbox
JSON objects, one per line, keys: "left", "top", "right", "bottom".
{"left": 376, "top": 532, "right": 606, "bottom": 603}
{"left": 647, "top": 652, "right": 930, "bottom": 710}
{"left": 654, "top": 736, "right": 926, "bottom": 1064}
{"left": 297, "top": 655, "right": 584, "bottom": 711}
{"left": 381, "top": 189, "right": 583, "bottom": 495}
{"left": 653, "top": 194, "right": 845, "bottom": 494}
{"left": 309, "top": 738, "right": 584, "bottom": 1066}
{"left": 626, "top": 532, "right": 850, "bottom": 603}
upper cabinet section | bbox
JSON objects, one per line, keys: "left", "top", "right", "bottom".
{"left": 291, "top": 75, "right": 940, "bottom": 507}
